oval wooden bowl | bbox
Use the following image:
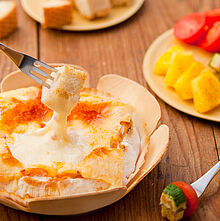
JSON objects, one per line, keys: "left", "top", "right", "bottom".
{"left": 0, "top": 65, "right": 169, "bottom": 215}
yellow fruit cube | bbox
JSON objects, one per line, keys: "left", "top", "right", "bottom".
{"left": 165, "top": 51, "right": 194, "bottom": 87}
{"left": 154, "top": 45, "right": 183, "bottom": 75}
{"left": 191, "top": 69, "right": 220, "bottom": 113}
{"left": 174, "top": 61, "right": 204, "bottom": 100}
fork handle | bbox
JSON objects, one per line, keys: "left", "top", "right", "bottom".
{"left": 191, "top": 161, "right": 220, "bottom": 198}
{"left": 0, "top": 42, "right": 24, "bottom": 67}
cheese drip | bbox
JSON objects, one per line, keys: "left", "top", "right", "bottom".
{"left": 41, "top": 65, "right": 87, "bottom": 142}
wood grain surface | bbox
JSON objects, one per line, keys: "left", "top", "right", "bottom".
{"left": 0, "top": 0, "right": 219, "bottom": 220}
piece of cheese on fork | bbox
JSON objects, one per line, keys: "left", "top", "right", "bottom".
{"left": 43, "top": 0, "right": 73, "bottom": 28}
{"left": 111, "top": 0, "right": 130, "bottom": 6}
{"left": 0, "top": 1, "right": 17, "bottom": 39}
{"left": 74, "top": 0, "right": 111, "bottom": 20}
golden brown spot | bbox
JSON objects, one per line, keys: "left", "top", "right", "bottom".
{"left": 68, "top": 102, "right": 111, "bottom": 124}
{"left": 20, "top": 168, "right": 50, "bottom": 177}
{"left": 0, "top": 91, "right": 52, "bottom": 134}
{"left": 0, "top": 145, "right": 22, "bottom": 166}
{"left": 110, "top": 122, "right": 131, "bottom": 149}
{"left": 22, "top": 176, "right": 51, "bottom": 187}
{"left": 56, "top": 89, "right": 69, "bottom": 99}
{"left": 86, "top": 147, "right": 110, "bottom": 159}
{"left": 56, "top": 171, "right": 82, "bottom": 180}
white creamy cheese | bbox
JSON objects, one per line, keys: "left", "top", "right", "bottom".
{"left": 10, "top": 127, "right": 90, "bottom": 167}
{"left": 7, "top": 66, "right": 141, "bottom": 185}
{"left": 9, "top": 65, "right": 88, "bottom": 167}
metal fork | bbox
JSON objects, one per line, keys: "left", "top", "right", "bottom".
{"left": 0, "top": 42, "right": 55, "bottom": 88}
{"left": 191, "top": 161, "right": 220, "bottom": 198}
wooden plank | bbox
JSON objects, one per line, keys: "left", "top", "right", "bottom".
{"left": 213, "top": 124, "right": 220, "bottom": 159}
{"left": 38, "top": 0, "right": 220, "bottom": 221}
{"left": 0, "top": 0, "right": 38, "bottom": 81}
{"left": 0, "top": 0, "right": 219, "bottom": 220}
{"left": 0, "top": 0, "right": 40, "bottom": 221}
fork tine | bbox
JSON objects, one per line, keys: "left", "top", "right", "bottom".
{"left": 28, "top": 71, "right": 50, "bottom": 88}
{"left": 42, "top": 81, "right": 51, "bottom": 89}
{"left": 34, "top": 60, "right": 57, "bottom": 72}
{"left": 31, "top": 66, "right": 54, "bottom": 80}
{"left": 26, "top": 71, "right": 46, "bottom": 87}
{"left": 0, "top": 43, "right": 53, "bottom": 88}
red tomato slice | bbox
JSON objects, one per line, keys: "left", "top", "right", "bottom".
{"left": 206, "top": 8, "right": 220, "bottom": 27}
{"left": 174, "top": 13, "right": 207, "bottom": 44}
{"left": 199, "top": 21, "right": 220, "bottom": 52}
{"left": 172, "top": 181, "right": 198, "bottom": 217}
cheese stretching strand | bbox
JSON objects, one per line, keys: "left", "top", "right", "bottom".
{"left": 11, "top": 65, "right": 88, "bottom": 167}
{"left": 41, "top": 65, "right": 87, "bottom": 141}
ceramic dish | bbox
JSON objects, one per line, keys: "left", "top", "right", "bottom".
{"left": 21, "top": 0, "right": 144, "bottom": 31}
{"left": 0, "top": 64, "right": 169, "bottom": 215}
{"left": 143, "top": 29, "right": 220, "bottom": 122}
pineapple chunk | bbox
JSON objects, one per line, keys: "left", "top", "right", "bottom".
{"left": 191, "top": 69, "right": 220, "bottom": 113}
{"left": 154, "top": 45, "right": 183, "bottom": 75}
{"left": 174, "top": 61, "right": 204, "bottom": 100}
{"left": 165, "top": 51, "right": 194, "bottom": 87}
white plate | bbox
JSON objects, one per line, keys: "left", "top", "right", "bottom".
{"left": 21, "top": 0, "right": 144, "bottom": 31}
{"left": 143, "top": 29, "right": 220, "bottom": 122}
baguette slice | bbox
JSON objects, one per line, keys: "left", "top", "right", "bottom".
{"left": 111, "top": 0, "right": 130, "bottom": 6}
{"left": 43, "top": 0, "right": 73, "bottom": 28}
{"left": 74, "top": 0, "right": 111, "bottom": 20}
{"left": 0, "top": 1, "right": 17, "bottom": 39}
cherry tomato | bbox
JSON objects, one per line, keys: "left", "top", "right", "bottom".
{"left": 174, "top": 13, "right": 207, "bottom": 44}
{"left": 172, "top": 181, "right": 198, "bottom": 217}
{"left": 205, "top": 8, "right": 220, "bottom": 27}
{"left": 199, "top": 21, "right": 220, "bottom": 53}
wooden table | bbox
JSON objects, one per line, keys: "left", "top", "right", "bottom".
{"left": 0, "top": 0, "right": 219, "bottom": 220}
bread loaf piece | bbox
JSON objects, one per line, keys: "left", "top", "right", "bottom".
{"left": 111, "top": 0, "right": 130, "bottom": 6}
{"left": 42, "top": 65, "right": 87, "bottom": 115}
{"left": 43, "top": 0, "right": 73, "bottom": 28}
{"left": 0, "top": 1, "right": 17, "bottom": 39}
{"left": 74, "top": 0, "right": 111, "bottom": 20}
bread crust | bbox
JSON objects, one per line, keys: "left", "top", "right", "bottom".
{"left": 111, "top": 0, "right": 131, "bottom": 7}
{"left": 0, "top": 1, "right": 17, "bottom": 39}
{"left": 43, "top": 1, "right": 73, "bottom": 28}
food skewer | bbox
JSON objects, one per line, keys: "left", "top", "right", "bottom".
{"left": 191, "top": 161, "right": 220, "bottom": 198}
{"left": 160, "top": 161, "right": 220, "bottom": 221}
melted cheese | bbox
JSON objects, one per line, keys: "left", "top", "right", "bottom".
{"left": 41, "top": 65, "right": 87, "bottom": 140}
{"left": 10, "top": 129, "right": 89, "bottom": 167}
{"left": 10, "top": 65, "right": 87, "bottom": 166}
{"left": 0, "top": 77, "right": 139, "bottom": 196}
